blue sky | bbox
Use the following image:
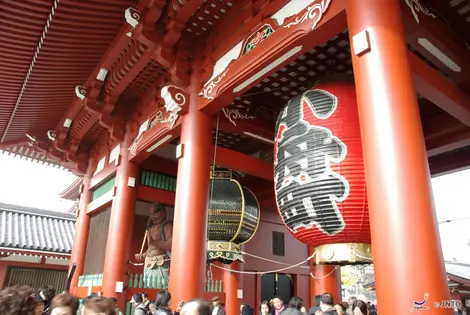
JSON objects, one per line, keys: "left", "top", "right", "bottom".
{"left": 0, "top": 152, "right": 468, "bottom": 262}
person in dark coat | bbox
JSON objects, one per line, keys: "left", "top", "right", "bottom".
{"left": 319, "top": 294, "right": 338, "bottom": 315}
{"left": 210, "top": 296, "right": 225, "bottom": 315}
{"left": 280, "top": 296, "right": 302, "bottom": 315}
{"left": 241, "top": 304, "right": 255, "bottom": 315}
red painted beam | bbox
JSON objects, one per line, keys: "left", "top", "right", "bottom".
{"left": 56, "top": 24, "right": 134, "bottom": 132}
{"left": 408, "top": 51, "right": 470, "bottom": 127}
{"left": 429, "top": 148, "right": 470, "bottom": 177}
{"left": 90, "top": 164, "right": 117, "bottom": 190}
{"left": 401, "top": 2, "right": 470, "bottom": 86}
{"left": 198, "top": 0, "right": 347, "bottom": 115}
{"left": 136, "top": 185, "right": 176, "bottom": 205}
{"left": 217, "top": 112, "right": 274, "bottom": 145}
{"left": 423, "top": 113, "right": 470, "bottom": 157}
{"left": 213, "top": 146, "right": 273, "bottom": 181}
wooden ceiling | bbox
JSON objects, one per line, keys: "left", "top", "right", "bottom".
{"left": 0, "top": 0, "right": 469, "bottom": 176}
{"left": 0, "top": 0, "right": 137, "bottom": 145}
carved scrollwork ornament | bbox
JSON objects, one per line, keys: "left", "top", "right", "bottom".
{"left": 284, "top": 0, "right": 331, "bottom": 30}
{"left": 47, "top": 130, "right": 57, "bottom": 141}
{"left": 221, "top": 108, "right": 256, "bottom": 126}
{"left": 125, "top": 7, "right": 142, "bottom": 28}
{"left": 199, "top": 71, "right": 227, "bottom": 100}
{"left": 75, "top": 85, "right": 87, "bottom": 100}
{"left": 160, "top": 85, "right": 189, "bottom": 129}
{"left": 405, "top": 0, "right": 436, "bottom": 23}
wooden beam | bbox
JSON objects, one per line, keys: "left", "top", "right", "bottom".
{"left": 217, "top": 112, "right": 274, "bottom": 145}
{"left": 429, "top": 148, "right": 470, "bottom": 177}
{"left": 423, "top": 113, "right": 470, "bottom": 156}
{"left": 136, "top": 185, "right": 175, "bottom": 205}
{"left": 402, "top": 2, "right": 470, "bottom": 85}
{"left": 408, "top": 51, "right": 470, "bottom": 126}
{"left": 213, "top": 146, "right": 273, "bottom": 181}
{"left": 198, "top": 0, "right": 347, "bottom": 115}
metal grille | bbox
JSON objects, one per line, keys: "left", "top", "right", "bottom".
{"left": 83, "top": 208, "right": 111, "bottom": 275}
{"left": 3, "top": 267, "right": 67, "bottom": 292}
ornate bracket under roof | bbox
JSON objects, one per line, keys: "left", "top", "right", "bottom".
{"left": 129, "top": 85, "right": 189, "bottom": 160}
{"left": 125, "top": 7, "right": 142, "bottom": 28}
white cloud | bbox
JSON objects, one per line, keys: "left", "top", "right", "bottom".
{"left": 0, "top": 153, "right": 78, "bottom": 212}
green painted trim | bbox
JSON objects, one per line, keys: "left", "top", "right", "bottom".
{"left": 140, "top": 170, "right": 176, "bottom": 192}
{"left": 91, "top": 177, "right": 116, "bottom": 201}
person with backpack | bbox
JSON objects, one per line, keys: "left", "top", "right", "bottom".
{"left": 131, "top": 293, "right": 149, "bottom": 315}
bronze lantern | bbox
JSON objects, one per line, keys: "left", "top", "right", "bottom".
{"left": 207, "top": 168, "right": 260, "bottom": 264}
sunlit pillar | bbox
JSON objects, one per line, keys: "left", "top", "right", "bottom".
{"left": 346, "top": 0, "right": 451, "bottom": 313}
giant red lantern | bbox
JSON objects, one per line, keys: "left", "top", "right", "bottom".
{"left": 274, "top": 80, "right": 372, "bottom": 264}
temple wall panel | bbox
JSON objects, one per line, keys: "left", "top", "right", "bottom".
{"left": 0, "top": 261, "right": 68, "bottom": 290}
{"left": 242, "top": 205, "right": 310, "bottom": 308}
{"left": 83, "top": 207, "right": 112, "bottom": 275}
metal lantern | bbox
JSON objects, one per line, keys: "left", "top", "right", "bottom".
{"left": 207, "top": 168, "right": 260, "bottom": 264}
{"left": 274, "top": 80, "right": 372, "bottom": 265}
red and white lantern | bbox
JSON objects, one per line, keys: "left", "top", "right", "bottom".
{"left": 274, "top": 81, "right": 370, "bottom": 249}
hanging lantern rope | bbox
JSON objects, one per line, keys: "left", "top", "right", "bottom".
{"left": 309, "top": 266, "right": 339, "bottom": 280}
{"left": 209, "top": 252, "right": 316, "bottom": 275}
{"left": 210, "top": 111, "right": 221, "bottom": 206}
{"left": 240, "top": 250, "right": 310, "bottom": 269}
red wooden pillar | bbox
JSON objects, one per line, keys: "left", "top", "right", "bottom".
{"left": 168, "top": 72, "right": 213, "bottom": 305}
{"left": 223, "top": 263, "right": 239, "bottom": 315}
{"left": 346, "top": 0, "right": 451, "bottom": 313}
{"left": 101, "top": 128, "right": 139, "bottom": 308}
{"left": 69, "top": 173, "right": 92, "bottom": 293}
{"left": 308, "top": 248, "right": 341, "bottom": 305}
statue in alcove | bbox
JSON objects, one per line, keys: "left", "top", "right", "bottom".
{"left": 135, "top": 203, "right": 173, "bottom": 288}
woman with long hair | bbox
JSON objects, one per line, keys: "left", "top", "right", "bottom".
{"left": 352, "top": 300, "right": 368, "bottom": 315}
{"left": 154, "top": 290, "right": 172, "bottom": 315}
{"left": 260, "top": 301, "right": 271, "bottom": 315}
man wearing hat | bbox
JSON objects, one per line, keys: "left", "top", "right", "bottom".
{"left": 210, "top": 296, "right": 225, "bottom": 315}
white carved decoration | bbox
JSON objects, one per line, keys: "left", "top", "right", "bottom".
{"left": 405, "top": 0, "right": 436, "bottom": 23}
{"left": 234, "top": 45, "right": 303, "bottom": 93}
{"left": 206, "top": 41, "right": 244, "bottom": 84}
{"left": 96, "top": 68, "right": 109, "bottom": 81}
{"left": 272, "top": 0, "right": 317, "bottom": 26}
{"left": 137, "top": 119, "right": 150, "bottom": 139}
{"left": 285, "top": 0, "right": 331, "bottom": 30}
{"left": 75, "top": 85, "right": 87, "bottom": 100}
{"left": 129, "top": 136, "right": 143, "bottom": 155}
{"left": 222, "top": 108, "right": 256, "bottom": 127}
{"left": 47, "top": 130, "right": 57, "bottom": 141}
{"left": 109, "top": 144, "right": 120, "bottom": 164}
{"left": 125, "top": 7, "right": 142, "bottom": 28}
{"left": 200, "top": 71, "right": 227, "bottom": 100}
{"left": 199, "top": 41, "right": 243, "bottom": 99}
{"left": 25, "top": 133, "right": 36, "bottom": 143}
{"left": 94, "top": 156, "right": 106, "bottom": 175}
{"left": 161, "top": 85, "right": 187, "bottom": 129}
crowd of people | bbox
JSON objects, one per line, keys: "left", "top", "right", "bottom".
{"left": 11, "top": 283, "right": 470, "bottom": 315}
{"left": 243, "top": 294, "right": 377, "bottom": 315}
{"left": 0, "top": 283, "right": 379, "bottom": 315}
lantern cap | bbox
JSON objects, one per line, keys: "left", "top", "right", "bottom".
{"left": 314, "top": 243, "right": 372, "bottom": 266}
{"left": 207, "top": 241, "right": 245, "bottom": 264}
{"left": 210, "top": 166, "right": 245, "bottom": 180}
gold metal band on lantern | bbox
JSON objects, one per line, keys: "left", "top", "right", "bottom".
{"left": 210, "top": 167, "right": 233, "bottom": 180}
{"left": 207, "top": 241, "right": 241, "bottom": 252}
{"left": 208, "top": 167, "right": 260, "bottom": 245}
{"left": 314, "top": 243, "right": 373, "bottom": 265}
{"left": 206, "top": 241, "right": 245, "bottom": 262}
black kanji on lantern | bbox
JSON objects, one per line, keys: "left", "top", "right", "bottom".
{"left": 274, "top": 89, "right": 349, "bottom": 236}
